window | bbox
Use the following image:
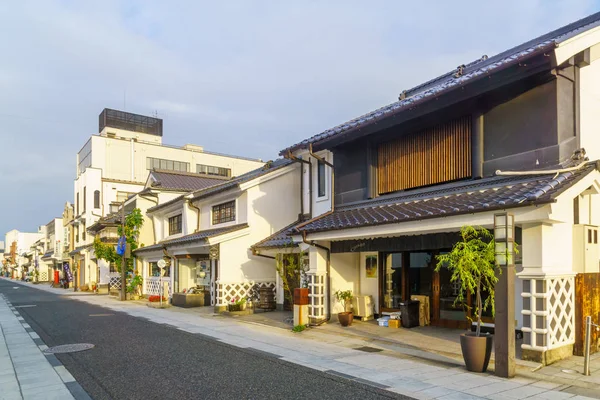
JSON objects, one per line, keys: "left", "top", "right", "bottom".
{"left": 212, "top": 200, "right": 236, "bottom": 225}
{"left": 150, "top": 261, "right": 170, "bottom": 277}
{"left": 81, "top": 222, "right": 86, "bottom": 241}
{"left": 146, "top": 157, "right": 189, "bottom": 172}
{"left": 83, "top": 187, "right": 86, "bottom": 212}
{"left": 76, "top": 192, "right": 79, "bottom": 215}
{"left": 197, "top": 164, "right": 231, "bottom": 177}
{"left": 168, "top": 214, "right": 182, "bottom": 235}
{"left": 116, "top": 191, "right": 134, "bottom": 203}
{"left": 94, "top": 190, "right": 100, "bottom": 209}
{"left": 317, "top": 161, "right": 326, "bottom": 197}
{"left": 75, "top": 226, "right": 79, "bottom": 243}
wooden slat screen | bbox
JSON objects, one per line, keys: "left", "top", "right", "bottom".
{"left": 377, "top": 115, "right": 471, "bottom": 194}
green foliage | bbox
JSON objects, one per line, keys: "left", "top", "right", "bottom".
{"left": 228, "top": 297, "right": 247, "bottom": 312}
{"left": 435, "top": 226, "right": 497, "bottom": 336}
{"left": 93, "top": 208, "right": 144, "bottom": 273}
{"left": 126, "top": 274, "right": 143, "bottom": 294}
{"left": 334, "top": 289, "right": 353, "bottom": 312}
{"left": 275, "top": 253, "right": 307, "bottom": 305}
{"left": 292, "top": 324, "right": 308, "bottom": 333}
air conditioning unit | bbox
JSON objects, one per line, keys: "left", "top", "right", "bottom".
{"left": 352, "top": 295, "right": 374, "bottom": 321}
{"left": 573, "top": 224, "right": 599, "bottom": 273}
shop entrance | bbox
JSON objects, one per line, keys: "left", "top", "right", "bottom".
{"left": 379, "top": 250, "right": 471, "bottom": 328}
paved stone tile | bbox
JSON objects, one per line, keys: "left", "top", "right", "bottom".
{"left": 527, "top": 391, "right": 576, "bottom": 399}
{"left": 438, "top": 392, "right": 486, "bottom": 400}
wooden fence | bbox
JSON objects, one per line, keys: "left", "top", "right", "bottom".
{"left": 574, "top": 273, "right": 600, "bottom": 356}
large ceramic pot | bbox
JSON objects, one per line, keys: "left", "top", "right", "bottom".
{"left": 460, "top": 333, "right": 493, "bottom": 373}
{"left": 338, "top": 312, "right": 353, "bottom": 327}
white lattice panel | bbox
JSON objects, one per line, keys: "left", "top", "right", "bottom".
{"left": 40, "top": 272, "right": 48, "bottom": 282}
{"left": 145, "top": 277, "right": 172, "bottom": 297}
{"left": 109, "top": 273, "right": 121, "bottom": 291}
{"left": 548, "top": 277, "right": 575, "bottom": 348}
{"left": 215, "top": 281, "right": 275, "bottom": 306}
{"left": 521, "top": 276, "right": 575, "bottom": 351}
{"left": 308, "top": 272, "right": 326, "bottom": 321}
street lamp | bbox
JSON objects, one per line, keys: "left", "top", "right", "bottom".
{"left": 493, "top": 212, "right": 515, "bottom": 378}
{"left": 494, "top": 213, "right": 515, "bottom": 266}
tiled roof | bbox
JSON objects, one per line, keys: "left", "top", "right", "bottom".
{"left": 147, "top": 158, "right": 294, "bottom": 213}
{"left": 41, "top": 251, "right": 53, "bottom": 259}
{"left": 281, "top": 12, "right": 600, "bottom": 154}
{"left": 251, "top": 220, "right": 303, "bottom": 250}
{"left": 149, "top": 170, "right": 228, "bottom": 192}
{"left": 69, "top": 244, "right": 92, "bottom": 256}
{"left": 134, "top": 223, "right": 249, "bottom": 253}
{"left": 295, "top": 163, "right": 598, "bottom": 234}
{"left": 190, "top": 158, "right": 294, "bottom": 201}
{"left": 87, "top": 213, "right": 121, "bottom": 233}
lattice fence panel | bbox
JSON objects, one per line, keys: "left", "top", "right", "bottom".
{"left": 109, "top": 273, "right": 121, "bottom": 291}
{"left": 216, "top": 281, "right": 276, "bottom": 306}
{"left": 547, "top": 277, "right": 575, "bottom": 348}
{"left": 308, "top": 273, "right": 326, "bottom": 320}
{"left": 145, "top": 277, "right": 172, "bottom": 297}
{"left": 40, "top": 272, "right": 48, "bottom": 282}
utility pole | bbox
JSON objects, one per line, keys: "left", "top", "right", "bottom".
{"left": 120, "top": 204, "right": 126, "bottom": 301}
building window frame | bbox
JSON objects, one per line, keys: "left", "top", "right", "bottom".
{"left": 212, "top": 200, "right": 236, "bottom": 225}
{"left": 317, "top": 160, "right": 326, "bottom": 198}
{"left": 94, "top": 190, "right": 100, "bottom": 209}
{"left": 147, "top": 157, "right": 189, "bottom": 173}
{"left": 83, "top": 187, "right": 87, "bottom": 212}
{"left": 196, "top": 164, "right": 231, "bottom": 177}
{"left": 168, "top": 214, "right": 183, "bottom": 236}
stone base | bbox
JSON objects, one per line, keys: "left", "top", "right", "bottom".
{"left": 222, "top": 309, "right": 254, "bottom": 317}
{"left": 147, "top": 302, "right": 171, "bottom": 309}
{"left": 522, "top": 343, "right": 574, "bottom": 365}
{"left": 214, "top": 305, "right": 227, "bottom": 313}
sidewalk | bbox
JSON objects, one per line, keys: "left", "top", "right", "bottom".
{"left": 0, "top": 290, "right": 87, "bottom": 400}
{"left": 7, "top": 278, "right": 599, "bottom": 400}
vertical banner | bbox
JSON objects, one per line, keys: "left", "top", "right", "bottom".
{"left": 63, "top": 262, "right": 73, "bottom": 282}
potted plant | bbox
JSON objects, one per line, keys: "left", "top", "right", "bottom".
{"left": 334, "top": 289, "right": 354, "bottom": 327}
{"left": 435, "top": 225, "right": 498, "bottom": 373}
{"left": 126, "top": 275, "right": 143, "bottom": 300}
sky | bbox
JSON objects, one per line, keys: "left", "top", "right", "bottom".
{"left": 1, "top": 0, "right": 599, "bottom": 237}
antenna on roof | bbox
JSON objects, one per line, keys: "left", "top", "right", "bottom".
{"left": 398, "top": 90, "right": 407, "bottom": 101}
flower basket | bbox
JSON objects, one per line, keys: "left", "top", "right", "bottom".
{"left": 148, "top": 295, "right": 167, "bottom": 303}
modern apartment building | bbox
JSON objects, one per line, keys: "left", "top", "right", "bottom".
{"left": 71, "top": 108, "right": 264, "bottom": 289}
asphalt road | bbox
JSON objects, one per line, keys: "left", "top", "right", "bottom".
{"left": 0, "top": 280, "right": 409, "bottom": 400}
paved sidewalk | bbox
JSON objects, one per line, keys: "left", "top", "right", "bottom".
{"left": 7, "top": 279, "right": 599, "bottom": 400}
{"left": 0, "top": 291, "right": 82, "bottom": 400}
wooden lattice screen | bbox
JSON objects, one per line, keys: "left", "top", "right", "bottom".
{"left": 377, "top": 115, "right": 472, "bottom": 194}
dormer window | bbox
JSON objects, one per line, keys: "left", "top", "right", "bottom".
{"left": 317, "top": 161, "right": 326, "bottom": 198}
{"left": 212, "top": 201, "right": 235, "bottom": 225}
{"left": 168, "top": 214, "right": 182, "bottom": 235}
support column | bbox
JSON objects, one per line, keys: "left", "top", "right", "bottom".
{"left": 495, "top": 265, "right": 516, "bottom": 377}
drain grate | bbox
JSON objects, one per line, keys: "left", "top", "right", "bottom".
{"left": 354, "top": 346, "right": 384, "bottom": 353}
{"left": 43, "top": 344, "right": 95, "bottom": 354}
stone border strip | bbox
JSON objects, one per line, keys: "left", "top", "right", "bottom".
{"left": 2, "top": 294, "right": 92, "bottom": 400}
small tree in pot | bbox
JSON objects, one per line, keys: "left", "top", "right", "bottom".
{"left": 435, "top": 225, "right": 498, "bottom": 373}
{"left": 334, "top": 289, "right": 354, "bottom": 327}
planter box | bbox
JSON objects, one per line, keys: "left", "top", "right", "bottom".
{"left": 147, "top": 302, "right": 171, "bottom": 309}
{"left": 172, "top": 293, "right": 205, "bottom": 308}
{"left": 223, "top": 309, "right": 253, "bottom": 317}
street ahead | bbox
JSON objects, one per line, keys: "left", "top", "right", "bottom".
{"left": 0, "top": 280, "right": 407, "bottom": 400}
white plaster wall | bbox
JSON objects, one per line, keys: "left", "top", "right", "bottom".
{"left": 330, "top": 252, "right": 359, "bottom": 314}
{"left": 217, "top": 166, "right": 300, "bottom": 283}
{"left": 359, "top": 251, "right": 380, "bottom": 311}
{"left": 580, "top": 55, "right": 600, "bottom": 161}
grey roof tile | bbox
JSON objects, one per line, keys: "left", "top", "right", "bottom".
{"left": 134, "top": 223, "right": 249, "bottom": 253}
{"left": 251, "top": 220, "right": 302, "bottom": 250}
{"left": 295, "top": 163, "right": 597, "bottom": 234}
{"left": 149, "top": 170, "right": 228, "bottom": 192}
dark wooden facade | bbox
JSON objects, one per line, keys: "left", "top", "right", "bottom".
{"left": 377, "top": 116, "right": 471, "bottom": 194}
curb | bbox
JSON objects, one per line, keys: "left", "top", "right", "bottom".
{"left": 1, "top": 293, "right": 92, "bottom": 400}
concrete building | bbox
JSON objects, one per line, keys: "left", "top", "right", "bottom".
{"left": 71, "top": 108, "right": 264, "bottom": 289}
{"left": 3, "top": 229, "right": 44, "bottom": 279}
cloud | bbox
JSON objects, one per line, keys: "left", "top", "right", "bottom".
{"left": 0, "top": 0, "right": 598, "bottom": 234}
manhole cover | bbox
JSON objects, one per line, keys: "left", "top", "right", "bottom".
{"left": 89, "top": 314, "right": 113, "bottom": 317}
{"left": 355, "top": 346, "right": 384, "bottom": 353}
{"left": 43, "top": 344, "right": 95, "bottom": 354}
{"left": 12, "top": 287, "right": 19, "bottom": 289}
{"left": 15, "top": 305, "right": 36, "bottom": 308}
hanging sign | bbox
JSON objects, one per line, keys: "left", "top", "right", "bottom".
{"left": 209, "top": 245, "right": 219, "bottom": 260}
{"left": 116, "top": 236, "right": 126, "bottom": 256}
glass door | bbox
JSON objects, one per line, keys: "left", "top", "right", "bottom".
{"left": 382, "top": 253, "right": 403, "bottom": 311}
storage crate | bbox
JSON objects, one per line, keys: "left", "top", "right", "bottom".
{"left": 388, "top": 319, "right": 400, "bottom": 328}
